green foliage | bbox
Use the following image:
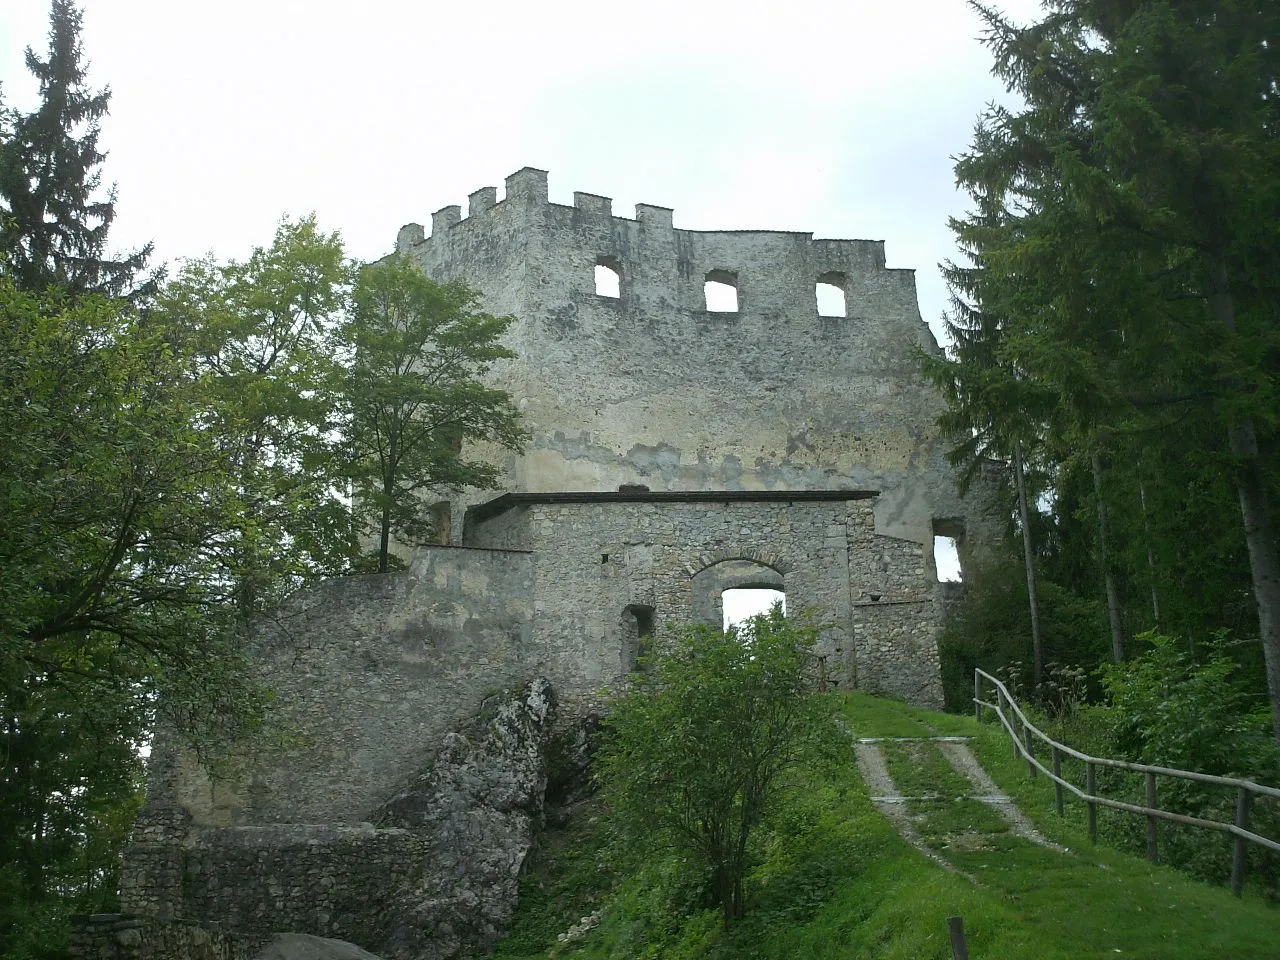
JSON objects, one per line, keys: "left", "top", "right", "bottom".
{"left": 932, "top": 0, "right": 1280, "bottom": 735}
{"left": 0, "top": 278, "right": 273, "bottom": 955}
{"left": 338, "top": 253, "right": 527, "bottom": 573}
{"left": 497, "top": 692, "right": 1280, "bottom": 959}
{"left": 158, "top": 216, "right": 355, "bottom": 607}
{"left": 595, "top": 608, "right": 825, "bottom": 924}
{"left": 1092, "top": 633, "right": 1280, "bottom": 886}
{"left": 1100, "top": 633, "right": 1277, "bottom": 779}
{"left": 0, "top": 1, "right": 154, "bottom": 299}
{"left": 938, "top": 551, "right": 1108, "bottom": 711}
{"left": 491, "top": 797, "right": 618, "bottom": 959}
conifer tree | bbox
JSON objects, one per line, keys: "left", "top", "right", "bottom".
{"left": 0, "top": 0, "right": 154, "bottom": 298}
{"left": 923, "top": 169, "right": 1056, "bottom": 685}
{"left": 940, "top": 0, "right": 1280, "bottom": 739}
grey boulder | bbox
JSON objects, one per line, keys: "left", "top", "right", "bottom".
{"left": 254, "top": 933, "right": 385, "bottom": 960}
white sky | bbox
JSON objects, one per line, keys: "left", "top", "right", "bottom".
{"left": 0, "top": 0, "right": 1039, "bottom": 342}
{"left": 723, "top": 588, "right": 785, "bottom": 631}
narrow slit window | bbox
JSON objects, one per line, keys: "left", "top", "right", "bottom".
{"left": 816, "top": 273, "right": 847, "bottom": 317}
{"left": 704, "top": 269, "right": 739, "bottom": 312}
{"left": 595, "top": 257, "right": 621, "bottom": 298}
{"left": 622, "top": 603, "right": 656, "bottom": 673}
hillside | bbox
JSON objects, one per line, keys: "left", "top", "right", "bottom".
{"left": 491, "top": 693, "right": 1278, "bottom": 960}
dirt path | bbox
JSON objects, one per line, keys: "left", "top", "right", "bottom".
{"left": 935, "top": 740, "right": 1065, "bottom": 851}
{"left": 852, "top": 742, "right": 968, "bottom": 877}
{"left": 853, "top": 736, "right": 1065, "bottom": 877}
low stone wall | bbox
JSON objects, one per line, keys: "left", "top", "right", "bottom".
{"left": 70, "top": 915, "right": 262, "bottom": 960}
{"left": 182, "top": 825, "right": 428, "bottom": 948}
{"left": 122, "top": 681, "right": 554, "bottom": 960}
{"left": 166, "top": 547, "right": 536, "bottom": 827}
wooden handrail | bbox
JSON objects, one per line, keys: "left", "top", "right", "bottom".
{"left": 974, "top": 668, "right": 1280, "bottom": 894}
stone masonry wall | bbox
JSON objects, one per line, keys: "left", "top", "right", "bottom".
{"left": 181, "top": 825, "right": 427, "bottom": 946}
{"left": 122, "top": 682, "right": 554, "bottom": 960}
{"left": 468, "top": 492, "right": 943, "bottom": 705}
{"left": 396, "top": 169, "right": 996, "bottom": 562}
{"left": 167, "top": 547, "right": 536, "bottom": 827}
{"left": 70, "top": 915, "right": 262, "bottom": 960}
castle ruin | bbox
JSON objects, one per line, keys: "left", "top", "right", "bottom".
{"left": 108, "top": 169, "right": 996, "bottom": 960}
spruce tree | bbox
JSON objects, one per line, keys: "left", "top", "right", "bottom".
{"left": 945, "top": 0, "right": 1280, "bottom": 739}
{"left": 0, "top": 0, "right": 154, "bottom": 298}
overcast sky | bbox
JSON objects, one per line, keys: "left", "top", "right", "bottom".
{"left": 0, "top": 0, "right": 1038, "bottom": 342}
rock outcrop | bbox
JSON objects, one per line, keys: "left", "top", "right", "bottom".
{"left": 374, "top": 678, "right": 554, "bottom": 959}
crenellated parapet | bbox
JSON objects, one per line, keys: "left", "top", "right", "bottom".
{"left": 394, "top": 168, "right": 924, "bottom": 332}
{"left": 387, "top": 169, "right": 990, "bottom": 573}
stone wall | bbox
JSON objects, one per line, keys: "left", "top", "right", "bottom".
{"left": 467, "top": 490, "right": 943, "bottom": 705}
{"left": 70, "top": 915, "right": 262, "bottom": 960}
{"left": 166, "top": 547, "right": 535, "bottom": 827}
{"left": 396, "top": 169, "right": 996, "bottom": 562}
{"left": 181, "top": 825, "right": 427, "bottom": 946}
{"left": 119, "top": 682, "right": 553, "bottom": 960}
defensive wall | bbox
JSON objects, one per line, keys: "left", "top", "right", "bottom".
{"left": 111, "top": 170, "right": 999, "bottom": 960}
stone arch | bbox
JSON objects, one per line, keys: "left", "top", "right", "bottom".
{"left": 689, "top": 556, "right": 788, "bottom": 627}
{"left": 684, "top": 547, "right": 792, "bottom": 578}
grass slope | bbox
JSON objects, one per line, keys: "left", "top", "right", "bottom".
{"left": 491, "top": 692, "right": 1278, "bottom": 960}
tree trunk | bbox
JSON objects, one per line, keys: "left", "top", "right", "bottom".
{"left": 1138, "top": 476, "right": 1161, "bottom": 624}
{"left": 1208, "top": 262, "right": 1280, "bottom": 745}
{"left": 1091, "top": 452, "right": 1127, "bottom": 662}
{"left": 1013, "top": 442, "right": 1044, "bottom": 685}
{"left": 1227, "top": 419, "right": 1280, "bottom": 745}
{"left": 378, "top": 436, "right": 397, "bottom": 574}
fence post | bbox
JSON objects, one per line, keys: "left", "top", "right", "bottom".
{"left": 1024, "top": 725, "right": 1037, "bottom": 778}
{"left": 1052, "top": 746, "right": 1064, "bottom": 817}
{"left": 947, "top": 916, "right": 970, "bottom": 960}
{"left": 1231, "top": 787, "right": 1252, "bottom": 896}
{"left": 1086, "top": 761, "right": 1097, "bottom": 843}
{"left": 974, "top": 672, "right": 982, "bottom": 722}
{"left": 1145, "top": 772, "right": 1159, "bottom": 863}
{"left": 1012, "top": 701, "right": 1021, "bottom": 761}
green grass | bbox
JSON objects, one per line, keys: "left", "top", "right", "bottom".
{"left": 491, "top": 692, "right": 1280, "bottom": 959}
{"left": 834, "top": 690, "right": 976, "bottom": 739}
{"left": 879, "top": 740, "right": 972, "bottom": 800}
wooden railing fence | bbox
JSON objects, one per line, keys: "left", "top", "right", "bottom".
{"left": 974, "top": 667, "right": 1280, "bottom": 895}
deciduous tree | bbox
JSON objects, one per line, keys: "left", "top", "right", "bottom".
{"left": 0, "top": 280, "right": 270, "bottom": 953}
{"left": 158, "top": 216, "right": 353, "bottom": 607}
{"left": 338, "top": 254, "right": 527, "bottom": 572}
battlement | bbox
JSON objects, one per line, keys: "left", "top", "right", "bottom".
{"left": 386, "top": 166, "right": 953, "bottom": 538}
{"left": 397, "top": 168, "right": 895, "bottom": 267}
{"left": 394, "top": 168, "right": 924, "bottom": 336}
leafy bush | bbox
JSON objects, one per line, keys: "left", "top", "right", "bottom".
{"left": 595, "top": 608, "right": 825, "bottom": 924}
{"left": 938, "top": 552, "right": 1108, "bottom": 711}
{"left": 1095, "top": 633, "right": 1279, "bottom": 890}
